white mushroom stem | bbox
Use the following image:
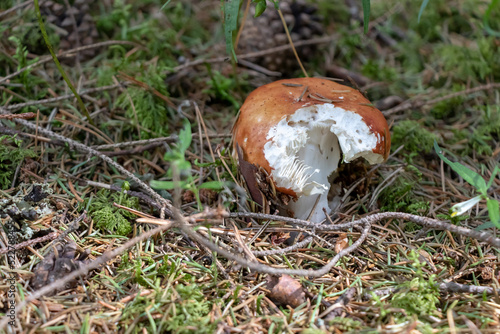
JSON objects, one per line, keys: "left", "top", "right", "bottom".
{"left": 264, "top": 104, "right": 385, "bottom": 223}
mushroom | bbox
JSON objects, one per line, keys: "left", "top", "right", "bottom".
{"left": 233, "top": 78, "right": 391, "bottom": 223}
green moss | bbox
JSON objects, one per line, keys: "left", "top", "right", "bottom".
{"left": 97, "top": 1, "right": 209, "bottom": 60}
{"left": 0, "top": 135, "right": 37, "bottom": 190}
{"left": 362, "top": 59, "right": 398, "bottom": 82}
{"left": 369, "top": 251, "right": 440, "bottom": 332}
{"left": 96, "top": 0, "right": 133, "bottom": 37}
{"left": 379, "top": 166, "right": 429, "bottom": 216}
{"left": 474, "top": 105, "right": 500, "bottom": 153}
{"left": 203, "top": 70, "right": 242, "bottom": 109}
{"left": 392, "top": 120, "right": 438, "bottom": 154}
{"left": 0, "top": 0, "right": 13, "bottom": 10}
{"left": 433, "top": 36, "right": 500, "bottom": 83}
{"left": 391, "top": 251, "right": 440, "bottom": 317}
{"left": 81, "top": 189, "right": 139, "bottom": 236}
{"left": 406, "top": 0, "right": 479, "bottom": 42}
{"left": 121, "top": 279, "right": 218, "bottom": 334}
{"left": 93, "top": 206, "right": 132, "bottom": 236}
{"left": 335, "top": 26, "right": 363, "bottom": 66}
{"left": 449, "top": 105, "right": 500, "bottom": 156}
{"left": 115, "top": 64, "right": 173, "bottom": 139}
{"left": 430, "top": 85, "right": 466, "bottom": 120}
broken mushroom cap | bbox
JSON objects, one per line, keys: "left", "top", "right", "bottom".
{"left": 233, "top": 78, "right": 391, "bottom": 223}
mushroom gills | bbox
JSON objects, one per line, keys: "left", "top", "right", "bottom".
{"left": 264, "top": 110, "right": 342, "bottom": 222}
{"left": 264, "top": 104, "right": 384, "bottom": 223}
{"left": 288, "top": 125, "right": 341, "bottom": 222}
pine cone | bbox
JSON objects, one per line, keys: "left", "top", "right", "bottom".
{"left": 238, "top": 0, "right": 323, "bottom": 73}
{"left": 40, "top": 0, "right": 98, "bottom": 60}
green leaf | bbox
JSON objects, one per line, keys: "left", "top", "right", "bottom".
{"left": 163, "top": 151, "right": 182, "bottom": 161}
{"left": 173, "top": 159, "right": 192, "bottom": 173}
{"left": 199, "top": 181, "right": 226, "bottom": 190}
{"left": 417, "top": 0, "right": 430, "bottom": 23}
{"left": 194, "top": 159, "right": 222, "bottom": 168}
{"left": 474, "top": 221, "right": 496, "bottom": 231}
{"left": 434, "top": 142, "right": 487, "bottom": 193}
{"left": 484, "top": 0, "right": 500, "bottom": 37}
{"left": 487, "top": 198, "right": 500, "bottom": 228}
{"left": 223, "top": 0, "right": 240, "bottom": 61}
{"left": 150, "top": 180, "right": 190, "bottom": 190}
{"left": 361, "top": 0, "right": 370, "bottom": 34}
{"left": 486, "top": 166, "right": 499, "bottom": 190}
{"left": 254, "top": 0, "right": 266, "bottom": 18}
{"left": 160, "top": 0, "right": 172, "bottom": 10}
{"left": 178, "top": 119, "right": 192, "bottom": 153}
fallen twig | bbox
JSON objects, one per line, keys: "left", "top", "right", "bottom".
{"left": 320, "top": 287, "right": 357, "bottom": 319}
{"left": 3, "top": 84, "right": 125, "bottom": 112}
{"left": 0, "top": 232, "right": 58, "bottom": 255}
{"left": 0, "top": 112, "right": 36, "bottom": 120}
{"left": 0, "top": 111, "right": 173, "bottom": 216}
{"left": 384, "top": 82, "right": 500, "bottom": 116}
{"left": 0, "top": 41, "right": 141, "bottom": 85}
{"left": 92, "top": 133, "right": 231, "bottom": 150}
{"left": 229, "top": 211, "right": 500, "bottom": 248}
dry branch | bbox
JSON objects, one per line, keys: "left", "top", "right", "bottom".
{"left": 0, "top": 109, "right": 174, "bottom": 216}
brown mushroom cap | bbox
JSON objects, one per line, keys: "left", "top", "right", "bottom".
{"left": 233, "top": 78, "right": 391, "bottom": 198}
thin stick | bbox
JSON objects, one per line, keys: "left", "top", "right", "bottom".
{"left": 0, "top": 232, "right": 58, "bottom": 255}
{"left": 171, "top": 35, "right": 335, "bottom": 73}
{"left": 0, "top": 0, "right": 32, "bottom": 19}
{"left": 0, "top": 41, "right": 140, "bottom": 85}
{"left": 93, "top": 133, "right": 231, "bottom": 150}
{"left": 230, "top": 211, "right": 500, "bottom": 247}
{"left": 33, "top": 0, "right": 93, "bottom": 126}
{"left": 234, "top": 0, "right": 252, "bottom": 50}
{"left": 0, "top": 113, "right": 173, "bottom": 216}
{"left": 4, "top": 84, "right": 125, "bottom": 112}
{"left": 179, "top": 216, "right": 371, "bottom": 277}
{"left": 277, "top": 8, "right": 308, "bottom": 77}
{"left": 0, "top": 112, "right": 35, "bottom": 120}
{"left": 384, "top": 82, "right": 500, "bottom": 116}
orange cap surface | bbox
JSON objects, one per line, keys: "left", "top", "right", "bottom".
{"left": 233, "top": 77, "right": 391, "bottom": 197}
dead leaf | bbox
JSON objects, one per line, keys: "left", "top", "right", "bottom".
{"left": 271, "top": 232, "right": 291, "bottom": 246}
{"left": 335, "top": 233, "right": 348, "bottom": 253}
{"left": 265, "top": 274, "right": 306, "bottom": 308}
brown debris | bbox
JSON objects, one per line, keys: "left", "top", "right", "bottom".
{"left": 265, "top": 274, "right": 306, "bottom": 308}
{"left": 30, "top": 241, "right": 89, "bottom": 295}
{"left": 270, "top": 232, "right": 292, "bottom": 246}
{"left": 334, "top": 233, "right": 349, "bottom": 254}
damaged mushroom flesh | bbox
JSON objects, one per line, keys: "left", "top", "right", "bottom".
{"left": 233, "top": 78, "right": 391, "bottom": 223}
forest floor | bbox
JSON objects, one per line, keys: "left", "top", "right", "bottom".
{"left": 1, "top": 0, "right": 500, "bottom": 333}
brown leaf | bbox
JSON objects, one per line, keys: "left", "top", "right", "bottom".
{"left": 270, "top": 232, "right": 291, "bottom": 246}
{"left": 265, "top": 274, "right": 306, "bottom": 308}
{"left": 335, "top": 233, "right": 348, "bottom": 253}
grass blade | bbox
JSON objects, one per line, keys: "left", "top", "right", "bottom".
{"left": 487, "top": 198, "right": 500, "bottom": 227}
{"left": 361, "top": 0, "right": 370, "bottom": 34}
{"left": 418, "top": 0, "right": 430, "bottom": 23}
{"left": 434, "top": 142, "right": 487, "bottom": 193}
